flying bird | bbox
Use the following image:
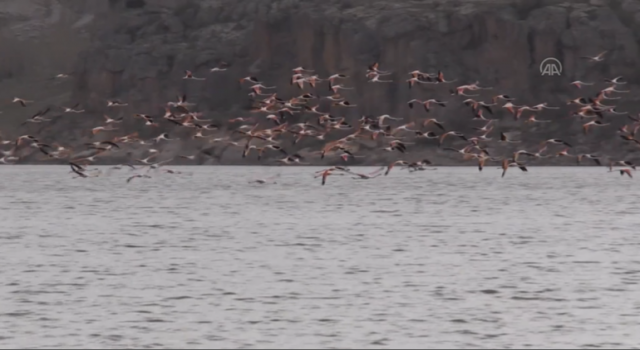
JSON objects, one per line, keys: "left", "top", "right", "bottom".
{"left": 580, "top": 51, "right": 607, "bottom": 62}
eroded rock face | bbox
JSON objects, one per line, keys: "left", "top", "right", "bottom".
{"left": 1, "top": 0, "right": 640, "bottom": 164}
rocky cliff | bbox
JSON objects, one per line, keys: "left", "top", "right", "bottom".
{"left": 1, "top": 0, "right": 640, "bottom": 165}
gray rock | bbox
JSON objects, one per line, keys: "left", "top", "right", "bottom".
{"left": 1, "top": 0, "right": 639, "bottom": 165}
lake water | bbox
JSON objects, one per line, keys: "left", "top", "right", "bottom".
{"left": 1, "top": 166, "right": 639, "bottom": 349}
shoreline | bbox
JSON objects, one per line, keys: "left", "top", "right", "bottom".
{"left": 0, "top": 163, "right": 606, "bottom": 167}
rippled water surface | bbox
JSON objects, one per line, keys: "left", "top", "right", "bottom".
{"left": 1, "top": 165, "right": 640, "bottom": 349}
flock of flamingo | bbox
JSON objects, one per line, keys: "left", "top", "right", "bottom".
{"left": 0, "top": 49, "right": 638, "bottom": 184}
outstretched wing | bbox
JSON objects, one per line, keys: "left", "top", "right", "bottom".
{"left": 368, "top": 166, "right": 385, "bottom": 176}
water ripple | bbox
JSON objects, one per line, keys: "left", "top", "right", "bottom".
{"left": 0, "top": 166, "right": 639, "bottom": 348}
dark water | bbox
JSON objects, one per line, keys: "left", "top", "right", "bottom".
{"left": 1, "top": 166, "right": 639, "bottom": 349}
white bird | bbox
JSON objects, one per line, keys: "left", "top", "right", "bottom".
{"left": 210, "top": 62, "right": 229, "bottom": 72}
{"left": 12, "top": 97, "right": 33, "bottom": 107}
{"left": 107, "top": 100, "right": 128, "bottom": 107}
{"left": 368, "top": 74, "right": 393, "bottom": 83}
{"left": 154, "top": 133, "right": 173, "bottom": 143}
{"left": 580, "top": 51, "right": 607, "bottom": 62}
{"left": 604, "top": 76, "right": 626, "bottom": 85}
{"left": 61, "top": 103, "right": 84, "bottom": 113}
{"left": 570, "top": 81, "right": 594, "bottom": 89}
{"left": 0, "top": 156, "right": 18, "bottom": 164}
{"left": 183, "top": 70, "right": 205, "bottom": 80}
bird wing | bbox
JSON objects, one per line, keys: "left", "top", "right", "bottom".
{"left": 368, "top": 166, "right": 385, "bottom": 176}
